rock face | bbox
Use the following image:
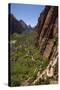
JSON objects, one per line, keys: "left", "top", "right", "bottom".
{"left": 33, "top": 6, "right": 58, "bottom": 84}
{"left": 35, "top": 6, "right": 58, "bottom": 60}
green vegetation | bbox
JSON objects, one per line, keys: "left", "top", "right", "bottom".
{"left": 10, "top": 32, "right": 49, "bottom": 86}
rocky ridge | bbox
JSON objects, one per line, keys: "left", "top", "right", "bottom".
{"left": 9, "top": 14, "right": 32, "bottom": 34}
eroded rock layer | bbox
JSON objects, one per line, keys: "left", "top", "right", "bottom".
{"left": 33, "top": 6, "right": 58, "bottom": 84}
{"left": 35, "top": 6, "right": 58, "bottom": 60}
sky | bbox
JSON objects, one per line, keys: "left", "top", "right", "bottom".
{"left": 10, "top": 3, "right": 45, "bottom": 27}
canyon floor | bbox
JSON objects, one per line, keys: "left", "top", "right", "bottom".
{"left": 10, "top": 32, "right": 51, "bottom": 86}
{"left": 10, "top": 31, "right": 58, "bottom": 86}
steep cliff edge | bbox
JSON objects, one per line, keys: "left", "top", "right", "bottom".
{"left": 33, "top": 6, "right": 58, "bottom": 84}
{"left": 35, "top": 6, "right": 58, "bottom": 59}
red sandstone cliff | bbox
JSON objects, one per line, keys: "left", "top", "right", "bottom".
{"left": 35, "top": 6, "right": 58, "bottom": 60}
{"left": 33, "top": 6, "right": 58, "bottom": 84}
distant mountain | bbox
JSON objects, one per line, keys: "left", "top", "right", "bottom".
{"left": 9, "top": 14, "right": 32, "bottom": 34}
{"left": 19, "top": 20, "right": 28, "bottom": 30}
{"left": 27, "top": 25, "right": 32, "bottom": 31}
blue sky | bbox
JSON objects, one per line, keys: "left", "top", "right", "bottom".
{"left": 10, "top": 3, "right": 45, "bottom": 27}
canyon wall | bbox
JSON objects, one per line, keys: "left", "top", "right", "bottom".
{"left": 33, "top": 6, "right": 58, "bottom": 84}
{"left": 35, "top": 6, "right": 58, "bottom": 61}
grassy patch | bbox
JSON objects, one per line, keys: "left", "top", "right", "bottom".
{"left": 10, "top": 32, "right": 49, "bottom": 86}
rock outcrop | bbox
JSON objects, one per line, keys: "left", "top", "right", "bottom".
{"left": 33, "top": 6, "right": 58, "bottom": 84}
{"left": 35, "top": 6, "right": 58, "bottom": 60}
